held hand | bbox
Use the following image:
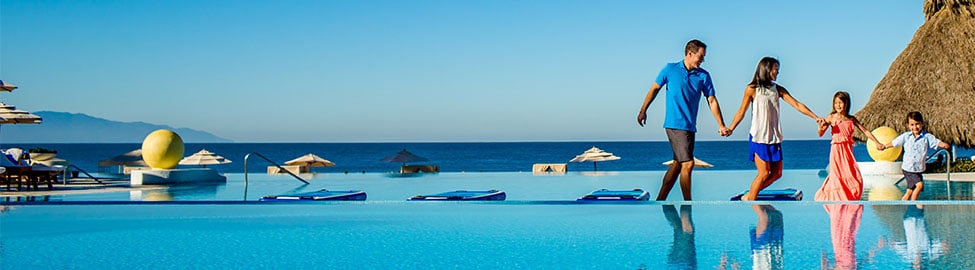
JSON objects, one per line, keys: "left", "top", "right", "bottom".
{"left": 637, "top": 112, "right": 647, "bottom": 127}
{"left": 815, "top": 117, "right": 827, "bottom": 126}
{"left": 876, "top": 144, "right": 886, "bottom": 151}
{"left": 718, "top": 127, "right": 732, "bottom": 137}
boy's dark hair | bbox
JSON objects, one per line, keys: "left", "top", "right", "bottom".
{"left": 684, "top": 39, "right": 707, "bottom": 55}
{"left": 749, "top": 57, "right": 779, "bottom": 89}
{"left": 906, "top": 111, "right": 925, "bottom": 124}
{"left": 831, "top": 91, "right": 852, "bottom": 116}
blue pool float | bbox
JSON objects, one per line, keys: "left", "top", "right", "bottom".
{"left": 577, "top": 189, "right": 650, "bottom": 201}
{"left": 260, "top": 189, "right": 367, "bottom": 201}
{"left": 408, "top": 190, "right": 506, "bottom": 201}
{"left": 730, "top": 188, "right": 803, "bottom": 201}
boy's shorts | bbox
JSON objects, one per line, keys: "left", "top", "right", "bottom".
{"left": 903, "top": 170, "right": 923, "bottom": 190}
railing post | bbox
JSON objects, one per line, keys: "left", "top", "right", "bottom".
{"left": 945, "top": 150, "right": 951, "bottom": 201}
{"left": 931, "top": 149, "right": 952, "bottom": 201}
{"left": 243, "top": 152, "right": 309, "bottom": 201}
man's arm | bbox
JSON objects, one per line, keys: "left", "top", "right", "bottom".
{"left": 706, "top": 95, "right": 730, "bottom": 136}
{"left": 637, "top": 83, "right": 663, "bottom": 127}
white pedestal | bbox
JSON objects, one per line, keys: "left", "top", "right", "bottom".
{"left": 131, "top": 168, "right": 227, "bottom": 186}
{"left": 857, "top": 161, "right": 902, "bottom": 176}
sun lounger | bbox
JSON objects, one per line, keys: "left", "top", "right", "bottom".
{"left": 730, "top": 188, "right": 803, "bottom": 201}
{"left": 577, "top": 189, "right": 650, "bottom": 201}
{"left": 1, "top": 156, "right": 62, "bottom": 191}
{"left": 267, "top": 165, "right": 307, "bottom": 174}
{"left": 401, "top": 164, "right": 439, "bottom": 173}
{"left": 408, "top": 190, "right": 506, "bottom": 201}
{"left": 260, "top": 189, "right": 367, "bottom": 201}
{"left": 532, "top": 163, "right": 567, "bottom": 173}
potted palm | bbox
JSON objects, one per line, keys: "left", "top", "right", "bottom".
{"left": 28, "top": 147, "right": 58, "bottom": 162}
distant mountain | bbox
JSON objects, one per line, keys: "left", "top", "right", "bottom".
{"left": 1, "top": 111, "right": 232, "bottom": 143}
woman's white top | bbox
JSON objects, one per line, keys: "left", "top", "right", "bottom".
{"left": 749, "top": 84, "right": 783, "bottom": 144}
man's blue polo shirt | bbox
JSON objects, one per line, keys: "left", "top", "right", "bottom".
{"left": 654, "top": 60, "right": 716, "bottom": 132}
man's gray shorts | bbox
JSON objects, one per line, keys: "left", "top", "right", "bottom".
{"left": 666, "top": 128, "right": 695, "bottom": 163}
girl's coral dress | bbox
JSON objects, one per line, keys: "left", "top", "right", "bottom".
{"left": 815, "top": 119, "right": 863, "bottom": 201}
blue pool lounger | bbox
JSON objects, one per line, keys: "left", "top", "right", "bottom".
{"left": 730, "top": 188, "right": 803, "bottom": 201}
{"left": 408, "top": 190, "right": 506, "bottom": 201}
{"left": 260, "top": 189, "right": 367, "bottom": 201}
{"left": 577, "top": 189, "right": 650, "bottom": 201}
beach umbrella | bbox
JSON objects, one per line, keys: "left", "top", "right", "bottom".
{"left": 662, "top": 157, "right": 714, "bottom": 168}
{"left": 285, "top": 153, "right": 336, "bottom": 168}
{"left": 381, "top": 149, "right": 429, "bottom": 166}
{"left": 854, "top": 0, "right": 975, "bottom": 147}
{"left": 0, "top": 102, "right": 42, "bottom": 147}
{"left": 99, "top": 149, "right": 147, "bottom": 167}
{"left": 0, "top": 102, "right": 42, "bottom": 124}
{"left": 569, "top": 146, "right": 621, "bottom": 171}
{"left": 0, "top": 80, "right": 17, "bottom": 92}
{"left": 179, "top": 149, "right": 231, "bottom": 168}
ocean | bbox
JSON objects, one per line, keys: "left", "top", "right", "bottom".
{"left": 5, "top": 141, "right": 973, "bottom": 174}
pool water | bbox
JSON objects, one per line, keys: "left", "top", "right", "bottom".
{"left": 4, "top": 170, "right": 972, "bottom": 202}
{"left": 2, "top": 171, "right": 974, "bottom": 269}
{"left": 3, "top": 202, "right": 974, "bottom": 269}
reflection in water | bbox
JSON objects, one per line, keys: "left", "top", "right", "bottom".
{"left": 890, "top": 205, "right": 945, "bottom": 269}
{"left": 751, "top": 205, "right": 784, "bottom": 270}
{"left": 822, "top": 204, "right": 862, "bottom": 270}
{"left": 2, "top": 195, "right": 54, "bottom": 202}
{"left": 662, "top": 204, "right": 696, "bottom": 269}
{"left": 131, "top": 183, "right": 225, "bottom": 201}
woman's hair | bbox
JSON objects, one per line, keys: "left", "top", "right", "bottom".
{"left": 831, "top": 91, "right": 852, "bottom": 116}
{"left": 906, "top": 111, "right": 925, "bottom": 124}
{"left": 749, "top": 57, "right": 779, "bottom": 88}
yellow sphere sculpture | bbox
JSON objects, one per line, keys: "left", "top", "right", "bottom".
{"left": 141, "top": 129, "right": 185, "bottom": 169}
{"left": 867, "top": 126, "right": 902, "bottom": 162}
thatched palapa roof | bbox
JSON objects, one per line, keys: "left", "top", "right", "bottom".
{"left": 854, "top": 0, "right": 975, "bottom": 147}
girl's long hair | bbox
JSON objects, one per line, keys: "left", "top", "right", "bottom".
{"left": 831, "top": 91, "right": 852, "bottom": 116}
{"left": 749, "top": 57, "right": 779, "bottom": 89}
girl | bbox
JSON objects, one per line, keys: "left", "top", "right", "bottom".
{"left": 814, "top": 91, "right": 884, "bottom": 201}
{"left": 728, "top": 57, "right": 822, "bottom": 201}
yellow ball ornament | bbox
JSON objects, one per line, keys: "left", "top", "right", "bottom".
{"left": 141, "top": 129, "right": 185, "bottom": 169}
{"left": 867, "top": 126, "right": 902, "bottom": 162}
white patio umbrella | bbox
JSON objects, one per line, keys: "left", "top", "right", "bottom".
{"left": 0, "top": 102, "right": 42, "bottom": 124}
{"left": 179, "top": 149, "right": 231, "bottom": 168}
{"left": 0, "top": 80, "right": 18, "bottom": 92}
{"left": 285, "top": 153, "right": 336, "bottom": 168}
{"left": 0, "top": 102, "right": 42, "bottom": 147}
{"left": 569, "top": 146, "right": 621, "bottom": 171}
{"left": 99, "top": 149, "right": 147, "bottom": 167}
{"left": 662, "top": 157, "right": 714, "bottom": 168}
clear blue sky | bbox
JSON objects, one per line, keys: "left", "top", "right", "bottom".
{"left": 0, "top": 1, "right": 923, "bottom": 142}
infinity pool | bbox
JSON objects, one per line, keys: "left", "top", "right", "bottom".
{"left": 2, "top": 171, "right": 974, "bottom": 269}
{"left": 3, "top": 170, "right": 972, "bottom": 202}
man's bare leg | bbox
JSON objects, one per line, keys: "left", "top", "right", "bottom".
{"left": 656, "top": 161, "right": 682, "bottom": 200}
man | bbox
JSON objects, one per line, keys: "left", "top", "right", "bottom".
{"left": 637, "top": 39, "right": 730, "bottom": 201}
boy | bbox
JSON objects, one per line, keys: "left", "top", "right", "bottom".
{"left": 881, "top": 112, "right": 950, "bottom": 200}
